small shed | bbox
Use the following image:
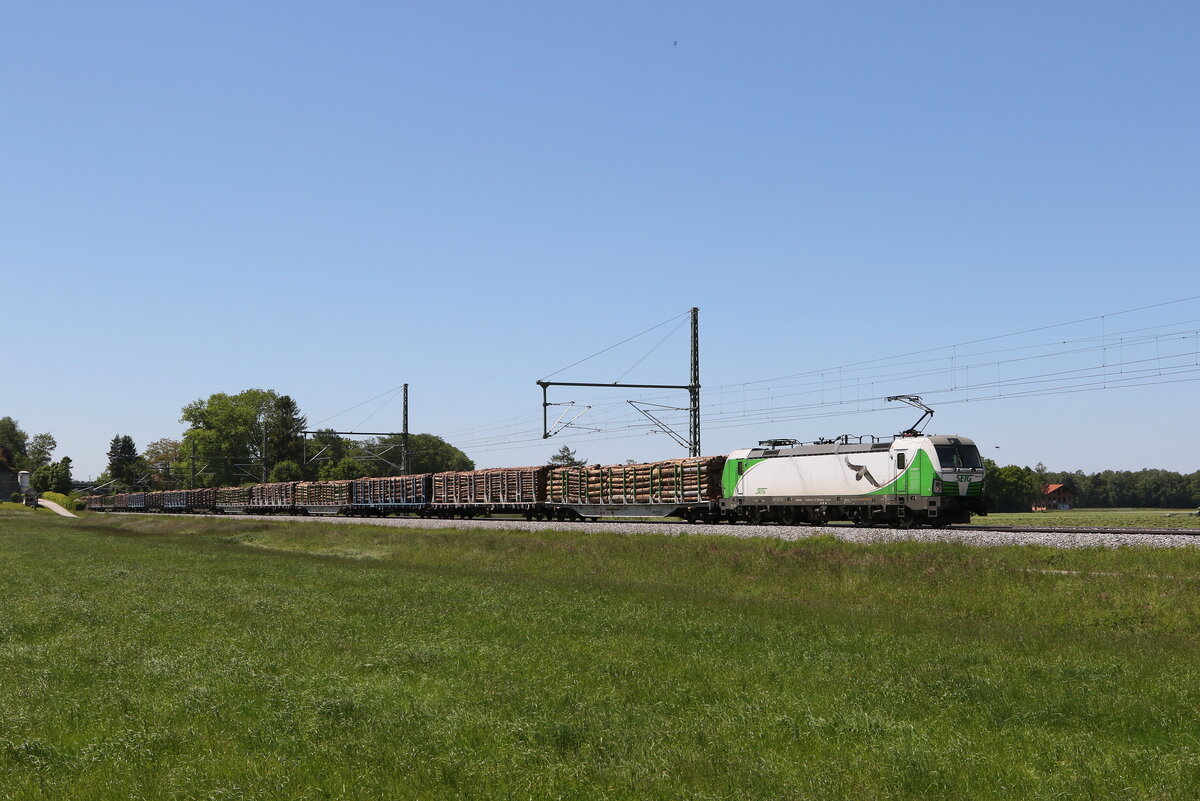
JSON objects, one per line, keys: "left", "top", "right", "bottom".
{"left": 1033, "top": 483, "right": 1075, "bottom": 511}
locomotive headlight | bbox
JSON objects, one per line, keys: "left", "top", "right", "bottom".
{"left": 932, "top": 479, "right": 943, "bottom": 494}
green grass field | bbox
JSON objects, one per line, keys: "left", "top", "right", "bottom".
{"left": 984, "top": 508, "right": 1200, "bottom": 529}
{"left": 4, "top": 511, "right": 1200, "bottom": 799}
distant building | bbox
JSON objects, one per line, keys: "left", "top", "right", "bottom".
{"left": 1033, "top": 483, "right": 1075, "bottom": 511}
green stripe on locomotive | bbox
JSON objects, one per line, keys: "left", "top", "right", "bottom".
{"left": 866, "top": 448, "right": 936, "bottom": 497}
{"left": 721, "top": 458, "right": 764, "bottom": 497}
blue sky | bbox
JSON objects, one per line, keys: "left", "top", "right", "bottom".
{"left": 3, "top": 1, "right": 1198, "bottom": 480}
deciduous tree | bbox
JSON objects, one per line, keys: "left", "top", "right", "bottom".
{"left": 368, "top": 433, "right": 474, "bottom": 475}
{"left": 32, "top": 457, "right": 72, "bottom": 494}
{"left": 180, "top": 389, "right": 280, "bottom": 486}
{"left": 144, "top": 438, "right": 183, "bottom": 470}
{"left": 268, "top": 460, "right": 304, "bottom": 482}
{"left": 27, "top": 433, "right": 57, "bottom": 469}
{"left": 0, "top": 417, "right": 29, "bottom": 471}
{"left": 304, "top": 429, "right": 349, "bottom": 479}
{"left": 318, "top": 456, "right": 366, "bottom": 481}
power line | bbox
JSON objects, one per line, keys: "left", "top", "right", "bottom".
{"left": 315, "top": 296, "right": 1200, "bottom": 459}
{"left": 709, "top": 295, "right": 1199, "bottom": 389}
{"left": 539, "top": 308, "right": 692, "bottom": 381}
{"left": 312, "top": 383, "right": 408, "bottom": 427}
{"left": 452, "top": 298, "right": 1200, "bottom": 454}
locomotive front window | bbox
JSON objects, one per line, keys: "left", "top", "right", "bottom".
{"left": 935, "top": 444, "right": 983, "bottom": 469}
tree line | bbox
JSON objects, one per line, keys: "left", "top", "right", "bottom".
{"left": 984, "top": 459, "right": 1200, "bottom": 512}
{"left": 96, "top": 388, "right": 475, "bottom": 490}
{"left": 0, "top": 416, "right": 73, "bottom": 494}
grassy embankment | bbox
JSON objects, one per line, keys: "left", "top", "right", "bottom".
{"left": 3, "top": 510, "right": 1200, "bottom": 799}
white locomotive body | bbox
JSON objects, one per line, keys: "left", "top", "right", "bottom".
{"left": 719, "top": 434, "right": 985, "bottom": 527}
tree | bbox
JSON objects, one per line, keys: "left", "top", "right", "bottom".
{"left": 548, "top": 445, "right": 587, "bottom": 467}
{"left": 140, "top": 437, "right": 185, "bottom": 488}
{"left": 31, "top": 457, "right": 72, "bottom": 494}
{"left": 408, "top": 433, "right": 474, "bottom": 474}
{"left": 398, "top": 433, "right": 473, "bottom": 474}
{"left": 107, "top": 435, "right": 140, "bottom": 487}
{"left": 144, "top": 438, "right": 183, "bottom": 470}
{"left": 27, "top": 433, "right": 57, "bottom": 470}
{"left": 983, "top": 459, "right": 1042, "bottom": 512}
{"left": 0, "top": 417, "right": 29, "bottom": 471}
{"left": 318, "top": 457, "right": 366, "bottom": 481}
{"left": 180, "top": 388, "right": 282, "bottom": 486}
{"left": 304, "top": 429, "right": 350, "bottom": 479}
{"left": 360, "top": 433, "right": 475, "bottom": 475}
{"left": 269, "top": 460, "right": 304, "bottom": 482}
{"left": 265, "top": 395, "right": 306, "bottom": 472}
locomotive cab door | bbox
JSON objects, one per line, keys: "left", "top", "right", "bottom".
{"left": 893, "top": 450, "right": 909, "bottom": 495}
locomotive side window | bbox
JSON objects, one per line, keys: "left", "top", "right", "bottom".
{"left": 896, "top": 452, "right": 907, "bottom": 470}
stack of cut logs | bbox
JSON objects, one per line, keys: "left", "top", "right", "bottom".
{"left": 548, "top": 456, "right": 726, "bottom": 505}
{"left": 187, "top": 488, "right": 216, "bottom": 508}
{"left": 432, "top": 466, "right": 550, "bottom": 505}
{"left": 217, "top": 486, "right": 251, "bottom": 505}
{"left": 250, "top": 482, "right": 297, "bottom": 507}
{"left": 352, "top": 475, "right": 430, "bottom": 506}
{"left": 295, "top": 480, "right": 351, "bottom": 507}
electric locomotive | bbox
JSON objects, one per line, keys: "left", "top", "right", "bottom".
{"left": 718, "top": 433, "right": 985, "bottom": 527}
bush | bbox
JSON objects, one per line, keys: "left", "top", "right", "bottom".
{"left": 41, "top": 491, "right": 73, "bottom": 509}
{"left": 269, "top": 460, "right": 304, "bottom": 483}
{"left": 10, "top": 492, "right": 21, "bottom": 503}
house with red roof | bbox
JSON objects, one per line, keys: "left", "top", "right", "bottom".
{"left": 1033, "top": 483, "right": 1075, "bottom": 511}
